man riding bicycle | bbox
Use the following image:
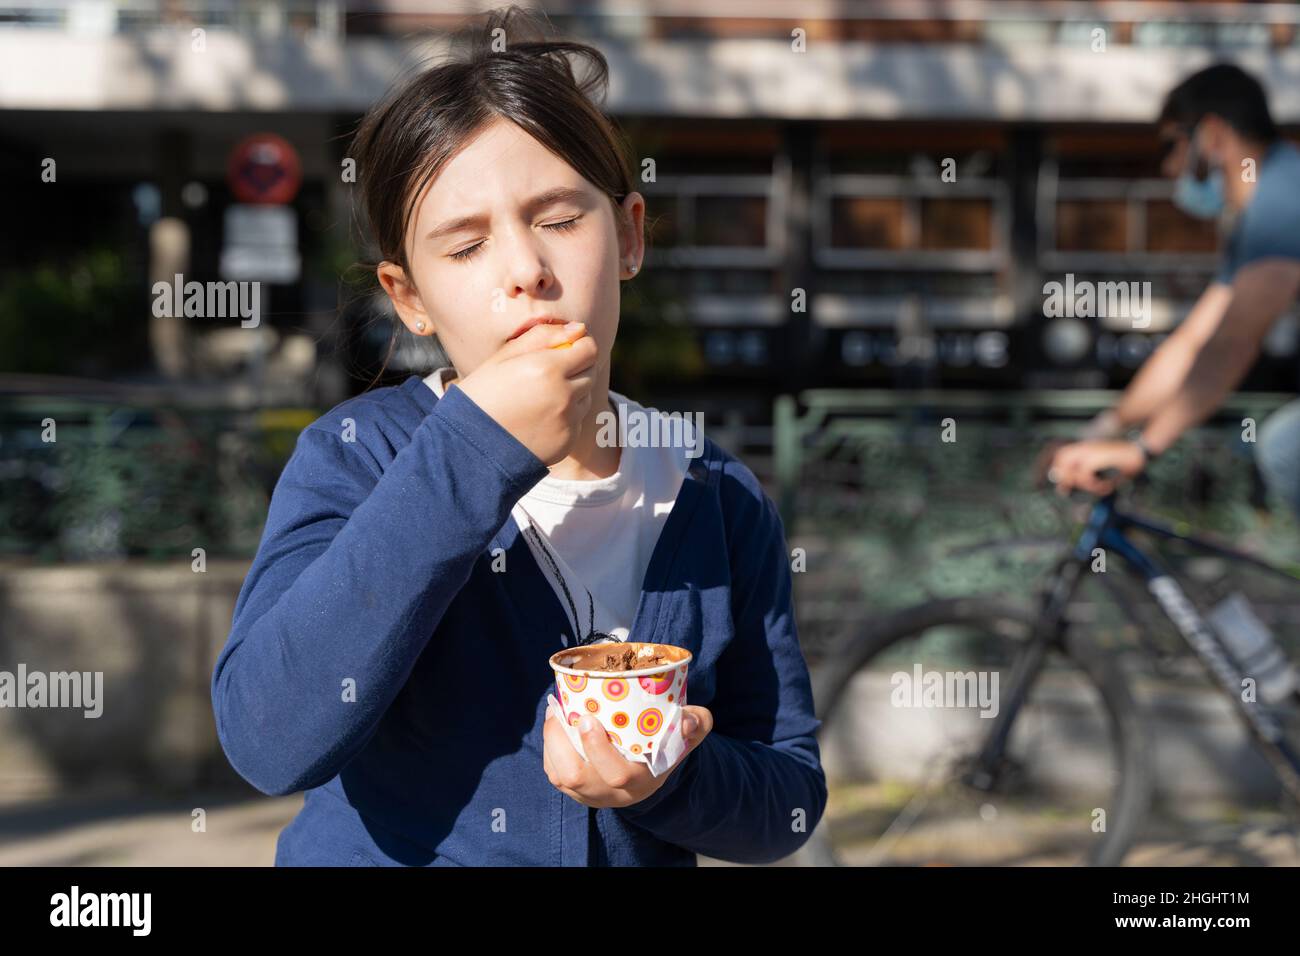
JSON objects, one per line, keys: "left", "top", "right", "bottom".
{"left": 1049, "top": 64, "right": 1300, "bottom": 508}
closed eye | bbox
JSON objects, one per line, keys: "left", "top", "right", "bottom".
{"left": 448, "top": 241, "right": 483, "bottom": 262}
{"left": 543, "top": 215, "right": 582, "bottom": 234}
{"left": 446, "top": 216, "right": 583, "bottom": 263}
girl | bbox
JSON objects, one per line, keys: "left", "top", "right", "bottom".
{"left": 210, "top": 6, "right": 826, "bottom": 867}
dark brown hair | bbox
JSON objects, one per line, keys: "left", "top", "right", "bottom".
{"left": 1159, "top": 62, "right": 1277, "bottom": 144}
{"left": 348, "top": 6, "right": 637, "bottom": 381}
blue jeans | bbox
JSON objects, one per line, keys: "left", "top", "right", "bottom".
{"left": 1255, "top": 398, "right": 1300, "bottom": 519}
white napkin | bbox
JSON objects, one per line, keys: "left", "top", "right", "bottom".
{"left": 547, "top": 693, "right": 688, "bottom": 777}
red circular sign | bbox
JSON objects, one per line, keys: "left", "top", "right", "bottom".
{"left": 227, "top": 133, "right": 302, "bottom": 205}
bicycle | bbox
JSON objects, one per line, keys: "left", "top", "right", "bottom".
{"left": 805, "top": 473, "right": 1300, "bottom": 866}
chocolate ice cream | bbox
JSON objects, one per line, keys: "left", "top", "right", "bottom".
{"left": 551, "top": 641, "right": 688, "bottom": 674}
{"left": 597, "top": 645, "right": 667, "bottom": 672}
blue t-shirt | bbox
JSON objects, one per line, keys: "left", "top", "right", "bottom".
{"left": 1218, "top": 140, "right": 1300, "bottom": 284}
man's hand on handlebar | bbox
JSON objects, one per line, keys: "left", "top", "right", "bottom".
{"left": 1043, "top": 439, "right": 1147, "bottom": 497}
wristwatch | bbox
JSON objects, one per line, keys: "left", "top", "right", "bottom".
{"left": 1129, "top": 432, "right": 1160, "bottom": 465}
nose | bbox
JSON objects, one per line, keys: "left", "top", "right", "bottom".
{"left": 502, "top": 229, "right": 553, "bottom": 299}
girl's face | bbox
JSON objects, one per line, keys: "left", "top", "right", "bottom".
{"left": 378, "top": 117, "right": 644, "bottom": 377}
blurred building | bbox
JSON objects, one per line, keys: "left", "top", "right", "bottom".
{"left": 7, "top": 0, "right": 1300, "bottom": 816}
{"left": 3, "top": 0, "right": 1300, "bottom": 412}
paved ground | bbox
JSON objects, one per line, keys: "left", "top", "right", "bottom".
{"left": 0, "top": 789, "right": 296, "bottom": 867}
{"left": 0, "top": 786, "right": 1295, "bottom": 866}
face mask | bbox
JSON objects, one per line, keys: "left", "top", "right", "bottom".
{"left": 1173, "top": 167, "right": 1225, "bottom": 220}
{"left": 1171, "top": 128, "right": 1225, "bottom": 220}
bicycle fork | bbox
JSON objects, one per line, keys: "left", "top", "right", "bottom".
{"left": 963, "top": 556, "right": 1086, "bottom": 791}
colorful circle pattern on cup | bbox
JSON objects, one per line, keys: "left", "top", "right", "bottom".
{"left": 602, "top": 678, "right": 629, "bottom": 701}
{"left": 564, "top": 673, "right": 587, "bottom": 692}
{"left": 637, "top": 708, "right": 663, "bottom": 736}
{"left": 639, "top": 672, "right": 673, "bottom": 695}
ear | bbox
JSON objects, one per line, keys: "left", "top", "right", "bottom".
{"left": 616, "top": 192, "right": 646, "bottom": 278}
{"left": 1199, "top": 114, "right": 1231, "bottom": 160}
{"left": 377, "top": 261, "right": 433, "bottom": 335}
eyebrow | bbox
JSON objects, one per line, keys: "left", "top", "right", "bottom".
{"left": 424, "top": 186, "right": 591, "bottom": 241}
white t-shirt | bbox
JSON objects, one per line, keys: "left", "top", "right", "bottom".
{"left": 424, "top": 367, "right": 689, "bottom": 644}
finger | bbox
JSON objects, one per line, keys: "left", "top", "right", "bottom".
{"left": 556, "top": 783, "right": 586, "bottom": 804}
{"left": 1055, "top": 457, "right": 1076, "bottom": 489}
{"left": 1034, "top": 453, "right": 1056, "bottom": 487}
{"left": 543, "top": 731, "right": 558, "bottom": 783}
{"left": 1078, "top": 470, "right": 1110, "bottom": 495}
{"left": 503, "top": 320, "right": 588, "bottom": 357}
{"left": 545, "top": 712, "right": 588, "bottom": 782}
{"left": 543, "top": 714, "right": 590, "bottom": 800}
{"left": 555, "top": 332, "right": 600, "bottom": 378}
{"left": 679, "top": 705, "right": 714, "bottom": 751}
{"left": 546, "top": 322, "right": 589, "bottom": 350}
{"left": 542, "top": 740, "right": 582, "bottom": 802}
{"left": 578, "top": 715, "right": 635, "bottom": 788}
{"left": 543, "top": 710, "right": 566, "bottom": 760}
{"left": 1051, "top": 456, "right": 1071, "bottom": 494}
{"left": 1089, "top": 475, "right": 1118, "bottom": 496}
{"left": 548, "top": 323, "right": 588, "bottom": 350}
{"left": 1060, "top": 453, "right": 1086, "bottom": 489}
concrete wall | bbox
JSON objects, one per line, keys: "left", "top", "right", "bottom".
{"left": 0, "top": 560, "right": 249, "bottom": 801}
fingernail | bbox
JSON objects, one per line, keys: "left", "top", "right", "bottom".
{"left": 564, "top": 321, "right": 584, "bottom": 330}
{"left": 579, "top": 716, "right": 595, "bottom": 733}
{"left": 682, "top": 716, "right": 697, "bottom": 736}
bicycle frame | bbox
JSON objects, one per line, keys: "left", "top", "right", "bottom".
{"left": 968, "top": 493, "right": 1300, "bottom": 802}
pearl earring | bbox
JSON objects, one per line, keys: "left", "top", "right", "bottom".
{"left": 416, "top": 321, "right": 426, "bottom": 332}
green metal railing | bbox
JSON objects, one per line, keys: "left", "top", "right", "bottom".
{"left": 0, "top": 395, "right": 316, "bottom": 562}
{"left": 775, "top": 389, "right": 1294, "bottom": 524}
{"left": 772, "top": 388, "right": 1300, "bottom": 660}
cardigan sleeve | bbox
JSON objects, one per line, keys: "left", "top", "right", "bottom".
{"left": 614, "top": 453, "right": 827, "bottom": 864}
{"left": 211, "top": 385, "right": 549, "bottom": 796}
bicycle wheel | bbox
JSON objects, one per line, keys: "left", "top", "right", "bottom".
{"left": 804, "top": 597, "right": 1151, "bottom": 866}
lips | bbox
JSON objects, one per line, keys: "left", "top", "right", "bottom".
{"left": 508, "top": 316, "right": 566, "bottom": 342}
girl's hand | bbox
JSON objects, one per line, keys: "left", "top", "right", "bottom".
{"left": 543, "top": 704, "right": 714, "bottom": 809}
{"left": 455, "top": 321, "right": 601, "bottom": 466}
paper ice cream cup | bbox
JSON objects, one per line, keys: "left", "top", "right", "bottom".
{"left": 547, "top": 642, "right": 692, "bottom": 777}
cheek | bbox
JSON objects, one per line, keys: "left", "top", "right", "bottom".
{"left": 561, "top": 235, "right": 622, "bottom": 335}
{"left": 418, "top": 262, "right": 501, "bottom": 361}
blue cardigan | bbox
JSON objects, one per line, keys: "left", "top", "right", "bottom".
{"left": 211, "top": 374, "right": 826, "bottom": 866}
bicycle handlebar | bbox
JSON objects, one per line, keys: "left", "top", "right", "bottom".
{"left": 1043, "top": 465, "right": 1133, "bottom": 502}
